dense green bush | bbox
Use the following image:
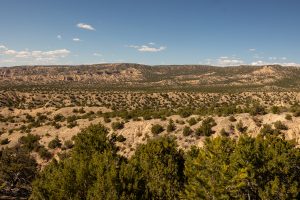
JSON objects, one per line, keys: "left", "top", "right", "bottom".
{"left": 270, "top": 106, "right": 280, "bottom": 114}
{"left": 183, "top": 135, "right": 300, "bottom": 199}
{"left": 249, "top": 104, "right": 266, "bottom": 116}
{"left": 274, "top": 120, "right": 288, "bottom": 130}
{"left": 0, "top": 146, "right": 37, "bottom": 198}
{"left": 18, "top": 134, "right": 40, "bottom": 151}
{"left": 121, "top": 136, "right": 185, "bottom": 199}
{"left": 187, "top": 117, "right": 197, "bottom": 126}
{"left": 195, "top": 117, "right": 216, "bottom": 136}
{"left": 111, "top": 121, "right": 125, "bottom": 130}
{"left": 67, "top": 121, "right": 78, "bottom": 128}
{"left": 260, "top": 124, "right": 281, "bottom": 136}
{"left": 116, "top": 135, "right": 126, "bottom": 142}
{"left": 19, "top": 123, "right": 300, "bottom": 199}
{"left": 220, "top": 128, "right": 229, "bottom": 137}
{"left": 183, "top": 126, "right": 192, "bottom": 136}
{"left": 53, "top": 114, "right": 64, "bottom": 122}
{"left": 236, "top": 120, "right": 248, "bottom": 133}
{"left": 285, "top": 114, "right": 292, "bottom": 120}
{"left": 151, "top": 124, "right": 164, "bottom": 135}
{"left": 37, "top": 146, "right": 52, "bottom": 160}
{"left": 63, "top": 140, "right": 74, "bottom": 149}
{"left": 48, "top": 136, "right": 62, "bottom": 149}
{"left": 290, "top": 103, "right": 300, "bottom": 117}
{"left": 167, "top": 119, "right": 176, "bottom": 132}
{"left": 178, "top": 109, "right": 192, "bottom": 118}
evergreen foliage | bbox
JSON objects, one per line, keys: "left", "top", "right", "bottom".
{"left": 28, "top": 124, "right": 300, "bottom": 199}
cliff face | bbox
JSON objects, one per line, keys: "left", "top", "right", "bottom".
{"left": 0, "top": 63, "right": 299, "bottom": 89}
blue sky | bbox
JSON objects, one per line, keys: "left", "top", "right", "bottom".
{"left": 0, "top": 0, "right": 300, "bottom": 67}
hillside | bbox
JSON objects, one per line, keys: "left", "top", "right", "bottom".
{"left": 0, "top": 64, "right": 300, "bottom": 90}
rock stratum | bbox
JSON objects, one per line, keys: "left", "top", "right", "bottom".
{"left": 0, "top": 63, "right": 299, "bottom": 90}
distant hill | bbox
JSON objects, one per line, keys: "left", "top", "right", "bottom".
{"left": 0, "top": 63, "right": 300, "bottom": 91}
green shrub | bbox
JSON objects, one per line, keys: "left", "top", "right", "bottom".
{"left": 167, "top": 119, "right": 176, "bottom": 133}
{"left": 53, "top": 114, "right": 64, "bottom": 122}
{"left": 260, "top": 124, "right": 281, "bottom": 136}
{"left": 0, "top": 146, "right": 37, "bottom": 198}
{"left": 182, "top": 126, "right": 192, "bottom": 136}
{"left": 183, "top": 135, "right": 300, "bottom": 199}
{"left": 236, "top": 120, "right": 248, "bottom": 133}
{"left": 19, "top": 133, "right": 40, "bottom": 151}
{"left": 116, "top": 135, "right": 126, "bottom": 142}
{"left": 178, "top": 109, "right": 191, "bottom": 118}
{"left": 285, "top": 114, "right": 292, "bottom": 120}
{"left": 220, "top": 128, "right": 229, "bottom": 137}
{"left": 103, "top": 116, "right": 111, "bottom": 123}
{"left": 271, "top": 106, "right": 280, "bottom": 114}
{"left": 274, "top": 121, "right": 288, "bottom": 130}
{"left": 78, "top": 107, "right": 85, "bottom": 114}
{"left": 38, "top": 146, "right": 52, "bottom": 160}
{"left": 111, "top": 121, "right": 124, "bottom": 130}
{"left": 67, "top": 115, "right": 77, "bottom": 123}
{"left": 63, "top": 140, "right": 74, "bottom": 149}
{"left": 151, "top": 124, "right": 164, "bottom": 135}
{"left": 48, "top": 136, "right": 62, "bottom": 149}
{"left": 187, "top": 117, "right": 197, "bottom": 126}
{"left": 249, "top": 104, "right": 266, "bottom": 116}
{"left": 67, "top": 121, "right": 78, "bottom": 128}
{"left": 195, "top": 117, "right": 216, "bottom": 137}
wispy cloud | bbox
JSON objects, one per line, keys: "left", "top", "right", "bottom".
{"left": 73, "top": 38, "right": 81, "bottom": 42}
{"left": 217, "top": 56, "right": 244, "bottom": 66}
{"left": 251, "top": 60, "right": 300, "bottom": 67}
{"left": 0, "top": 45, "right": 7, "bottom": 50}
{"left": 0, "top": 45, "right": 70, "bottom": 66}
{"left": 249, "top": 48, "right": 256, "bottom": 52}
{"left": 128, "top": 43, "right": 166, "bottom": 52}
{"left": 93, "top": 53, "right": 102, "bottom": 56}
{"left": 77, "top": 23, "right": 95, "bottom": 31}
{"left": 57, "top": 35, "right": 62, "bottom": 39}
{"left": 138, "top": 45, "right": 166, "bottom": 52}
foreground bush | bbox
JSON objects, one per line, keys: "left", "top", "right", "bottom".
{"left": 183, "top": 135, "right": 300, "bottom": 199}
{"left": 0, "top": 146, "right": 37, "bottom": 198}
{"left": 30, "top": 124, "right": 184, "bottom": 200}
{"left": 29, "top": 124, "right": 300, "bottom": 199}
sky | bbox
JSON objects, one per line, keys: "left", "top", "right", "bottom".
{"left": 0, "top": 0, "right": 300, "bottom": 67}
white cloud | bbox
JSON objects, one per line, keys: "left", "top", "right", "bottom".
{"left": 269, "top": 57, "right": 277, "bottom": 60}
{"left": 219, "top": 56, "right": 228, "bottom": 59}
{"left": 251, "top": 60, "right": 300, "bottom": 67}
{"left": 138, "top": 45, "right": 166, "bottom": 52}
{"left": 3, "top": 49, "right": 17, "bottom": 55}
{"left": 253, "top": 54, "right": 264, "bottom": 59}
{"left": 280, "top": 62, "right": 300, "bottom": 67}
{"left": 251, "top": 60, "right": 268, "bottom": 65}
{"left": 0, "top": 45, "right": 7, "bottom": 50}
{"left": 217, "top": 56, "right": 244, "bottom": 66}
{"left": 73, "top": 38, "right": 81, "bottom": 42}
{"left": 249, "top": 48, "right": 256, "bottom": 52}
{"left": 57, "top": 35, "right": 62, "bottom": 39}
{"left": 77, "top": 23, "right": 95, "bottom": 31}
{"left": 128, "top": 44, "right": 166, "bottom": 52}
{"left": 93, "top": 53, "right": 102, "bottom": 57}
{"left": 0, "top": 45, "right": 71, "bottom": 66}
{"left": 128, "top": 45, "right": 139, "bottom": 48}
{"left": 148, "top": 42, "right": 155, "bottom": 45}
